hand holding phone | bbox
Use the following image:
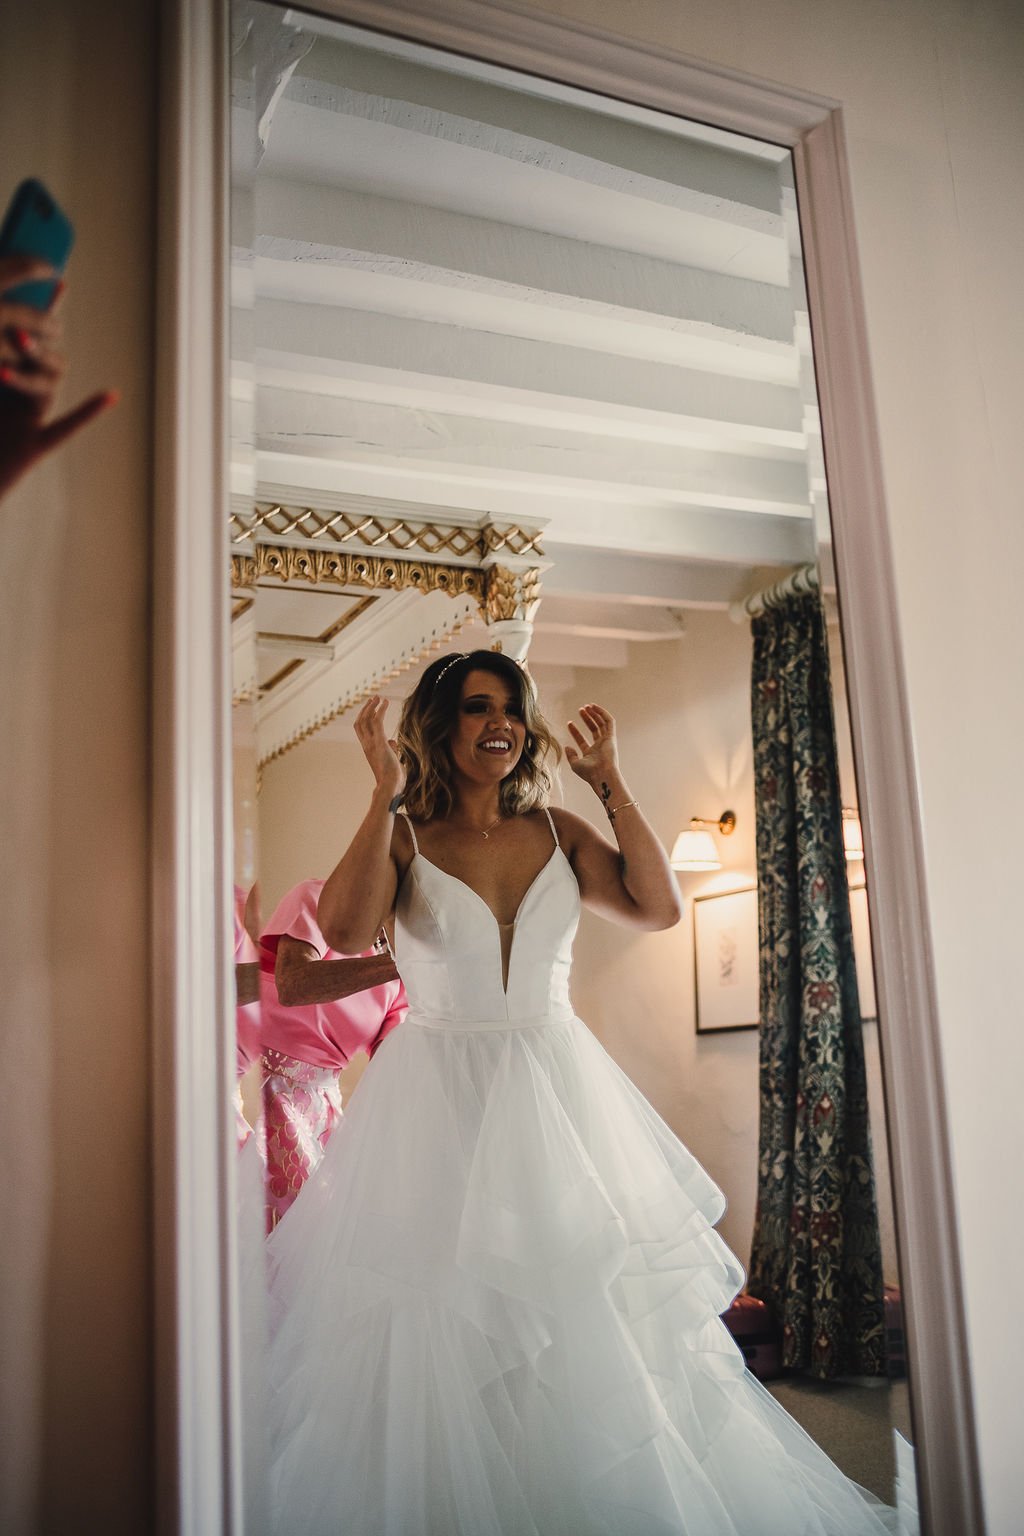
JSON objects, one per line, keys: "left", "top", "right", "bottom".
{"left": 0, "top": 180, "right": 118, "bottom": 501}
{"left": 0, "top": 253, "right": 62, "bottom": 390}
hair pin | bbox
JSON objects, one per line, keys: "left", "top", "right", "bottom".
{"left": 433, "top": 654, "right": 468, "bottom": 687}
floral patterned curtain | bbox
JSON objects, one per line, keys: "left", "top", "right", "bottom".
{"left": 746, "top": 592, "right": 885, "bottom": 1379}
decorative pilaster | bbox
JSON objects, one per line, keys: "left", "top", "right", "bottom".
{"left": 481, "top": 563, "right": 543, "bottom": 662}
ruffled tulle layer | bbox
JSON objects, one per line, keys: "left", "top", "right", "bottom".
{"left": 266, "top": 1017, "right": 895, "bottom": 1535}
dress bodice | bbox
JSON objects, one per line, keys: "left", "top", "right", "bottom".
{"left": 394, "top": 810, "right": 580, "bottom": 1028}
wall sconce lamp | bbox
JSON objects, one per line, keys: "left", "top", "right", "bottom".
{"left": 843, "top": 807, "right": 864, "bottom": 862}
{"left": 670, "top": 810, "right": 737, "bottom": 871}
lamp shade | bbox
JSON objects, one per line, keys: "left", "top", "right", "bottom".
{"left": 670, "top": 828, "right": 721, "bottom": 871}
{"left": 842, "top": 811, "right": 864, "bottom": 861}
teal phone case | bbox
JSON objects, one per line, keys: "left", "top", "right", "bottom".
{"left": 0, "top": 178, "right": 75, "bottom": 310}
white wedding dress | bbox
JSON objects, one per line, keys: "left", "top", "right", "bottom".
{"left": 266, "top": 811, "right": 895, "bottom": 1534}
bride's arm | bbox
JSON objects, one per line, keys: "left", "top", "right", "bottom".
{"left": 317, "top": 696, "right": 407, "bottom": 952}
{"left": 555, "top": 704, "right": 681, "bottom": 932}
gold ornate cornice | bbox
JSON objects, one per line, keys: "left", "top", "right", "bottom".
{"left": 250, "top": 544, "right": 486, "bottom": 600}
{"left": 230, "top": 503, "right": 544, "bottom": 561}
{"left": 231, "top": 554, "right": 258, "bottom": 590}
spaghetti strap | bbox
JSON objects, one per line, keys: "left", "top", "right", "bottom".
{"left": 543, "top": 806, "right": 559, "bottom": 848}
{"left": 402, "top": 814, "right": 419, "bottom": 855}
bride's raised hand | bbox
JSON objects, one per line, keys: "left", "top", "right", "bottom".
{"left": 354, "top": 695, "right": 405, "bottom": 799}
{"left": 565, "top": 703, "right": 619, "bottom": 790}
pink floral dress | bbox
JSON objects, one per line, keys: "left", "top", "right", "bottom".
{"left": 259, "top": 878, "right": 407, "bottom": 1230}
{"left": 233, "top": 884, "right": 262, "bottom": 1151}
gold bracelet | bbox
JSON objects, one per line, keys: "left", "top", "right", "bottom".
{"left": 607, "top": 799, "right": 639, "bottom": 821}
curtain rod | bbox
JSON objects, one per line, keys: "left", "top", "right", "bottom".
{"left": 729, "top": 562, "right": 819, "bottom": 623}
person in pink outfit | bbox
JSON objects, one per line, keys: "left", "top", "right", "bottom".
{"left": 233, "top": 884, "right": 263, "bottom": 1150}
{"left": 234, "top": 884, "right": 261, "bottom": 1071}
{"left": 259, "top": 877, "right": 407, "bottom": 1229}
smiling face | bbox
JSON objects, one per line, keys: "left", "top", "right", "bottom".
{"left": 397, "top": 650, "right": 558, "bottom": 821}
{"left": 448, "top": 667, "right": 527, "bottom": 788}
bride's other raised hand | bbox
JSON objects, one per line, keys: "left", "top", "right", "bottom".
{"left": 320, "top": 698, "right": 404, "bottom": 950}
{"left": 565, "top": 703, "right": 619, "bottom": 788}
{"left": 354, "top": 695, "right": 404, "bottom": 799}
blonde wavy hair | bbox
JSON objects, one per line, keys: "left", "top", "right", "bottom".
{"left": 396, "top": 650, "right": 561, "bottom": 822}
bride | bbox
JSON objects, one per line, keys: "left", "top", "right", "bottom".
{"left": 266, "top": 648, "right": 893, "bottom": 1534}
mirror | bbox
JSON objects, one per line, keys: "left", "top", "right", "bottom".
{"left": 229, "top": 5, "right": 918, "bottom": 1528}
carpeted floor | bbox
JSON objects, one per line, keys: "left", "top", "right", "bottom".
{"left": 766, "top": 1376, "right": 913, "bottom": 1501}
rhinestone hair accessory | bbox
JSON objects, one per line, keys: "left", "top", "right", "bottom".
{"left": 432, "top": 653, "right": 468, "bottom": 688}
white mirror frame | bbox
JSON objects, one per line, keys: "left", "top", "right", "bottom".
{"left": 154, "top": 1, "right": 983, "bottom": 1532}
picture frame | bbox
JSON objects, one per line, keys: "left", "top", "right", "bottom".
{"left": 693, "top": 887, "right": 759, "bottom": 1034}
{"left": 694, "top": 882, "right": 878, "bottom": 1034}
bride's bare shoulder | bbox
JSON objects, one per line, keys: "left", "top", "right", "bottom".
{"left": 547, "top": 805, "right": 606, "bottom": 851}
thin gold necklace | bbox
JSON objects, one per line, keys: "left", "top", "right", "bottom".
{"left": 458, "top": 811, "right": 503, "bottom": 838}
{"left": 453, "top": 806, "right": 504, "bottom": 837}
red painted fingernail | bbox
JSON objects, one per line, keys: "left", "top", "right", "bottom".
{"left": 13, "top": 327, "right": 36, "bottom": 354}
{"left": 0, "top": 366, "right": 13, "bottom": 383}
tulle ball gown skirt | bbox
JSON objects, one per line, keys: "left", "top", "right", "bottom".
{"left": 265, "top": 1012, "right": 895, "bottom": 1535}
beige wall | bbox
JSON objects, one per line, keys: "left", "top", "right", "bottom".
{"left": 0, "top": 0, "right": 156, "bottom": 1531}
{"left": 6, "top": 0, "right": 1023, "bottom": 1529}
{"left": 260, "top": 732, "right": 372, "bottom": 912}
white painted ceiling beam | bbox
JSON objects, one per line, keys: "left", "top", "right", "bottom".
{"left": 540, "top": 543, "right": 804, "bottom": 608}
{"left": 255, "top": 388, "right": 810, "bottom": 513}
{"left": 255, "top": 180, "right": 794, "bottom": 355}
{"left": 534, "top": 596, "right": 687, "bottom": 642}
{"left": 543, "top": 501, "right": 813, "bottom": 560}
{"left": 252, "top": 447, "right": 810, "bottom": 524}
{"left": 285, "top": 39, "right": 784, "bottom": 220}
{"left": 540, "top": 545, "right": 767, "bottom": 609}
{"left": 256, "top": 253, "right": 795, "bottom": 386}
{"left": 254, "top": 300, "right": 804, "bottom": 450}
{"left": 263, "top": 94, "right": 788, "bottom": 287}
{"left": 257, "top": 352, "right": 803, "bottom": 462}
{"left": 254, "top": 450, "right": 813, "bottom": 560}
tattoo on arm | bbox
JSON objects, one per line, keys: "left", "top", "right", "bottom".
{"left": 388, "top": 794, "right": 403, "bottom": 815}
{"left": 600, "top": 780, "right": 611, "bottom": 806}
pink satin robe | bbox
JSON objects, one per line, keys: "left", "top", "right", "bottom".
{"left": 259, "top": 878, "right": 407, "bottom": 1228}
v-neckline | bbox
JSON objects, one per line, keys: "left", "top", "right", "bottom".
{"left": 412, "top": 845, "right": 562, "bottom": 936}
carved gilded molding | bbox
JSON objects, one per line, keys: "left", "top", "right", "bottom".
{"left": 232, "top": 540, "right": 545, "bottom": 652}
{"left": 484, "top": 563, "right": 542, "bottom": 624}
{"left": 249, "top": 544, "right": 487, "bottom": 601}
{"left": 230, "top": 502, "right": 545, "bottom": 561}
{"left": 231, "top": 554, "right": 258, "bottom": 590}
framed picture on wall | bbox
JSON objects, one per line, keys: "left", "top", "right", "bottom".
{"left": 693, "top": 887, "right": 759, "bottom": 1034}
